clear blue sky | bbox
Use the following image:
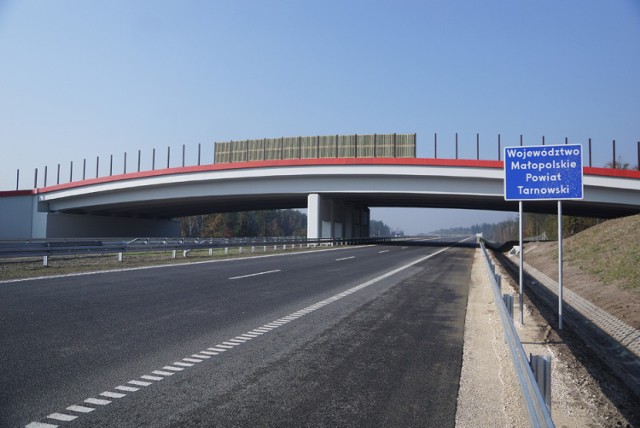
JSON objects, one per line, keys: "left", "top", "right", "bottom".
{"left": 1, "top": 1, "right": 639, "bottom": 234}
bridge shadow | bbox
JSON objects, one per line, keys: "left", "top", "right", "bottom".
{"left": 493, "top": 250, "right": 640, "bottom": 425}
{"left": 381, "top": 239, "right": 478, "bottom": 250}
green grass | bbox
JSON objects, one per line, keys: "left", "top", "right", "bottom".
{"left": 564, "top": 214, "right": 640, "bottom": 290}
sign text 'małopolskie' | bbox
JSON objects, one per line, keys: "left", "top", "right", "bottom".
{"left": 504, "top": 144, "right": 584, "bottom": 201}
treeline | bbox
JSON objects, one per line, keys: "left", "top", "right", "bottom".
{"left": 433, "top": 214, "right": 603, "bottom": 243}
{"left": 180, "top": 210, "right": 399, "bottom": 238}
{"left": 180, "top": 210, "right": 307, "bottom": 238}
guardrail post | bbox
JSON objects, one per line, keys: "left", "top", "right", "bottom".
{"left": 503, "top": 293, "right": 514, "bottom": 320}
{"left": 530, "top": 354, "right": 552, "bottom": 414}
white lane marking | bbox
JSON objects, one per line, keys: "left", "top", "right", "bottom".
{"left": 192, "top": 354, "right": 211, "bottom": 359}
{"left": 84, "top": 398, "right": 111, "bottom": 406}
{"left": 27, "top": 244, "right": 456, "bottom": 427}
{"left": 152, "top": 370, "right": 175, "bottom": 376}
{"left": 66, "top": 404, "right": 95, "bottom": 413}
{"left": 401, "top": 246, "right": 408, "bottom": 249}
{"left": 228, "top": 338, "right": 247, "bottom": 343}
{"left": 140, "top": 375, "right": 163, "bottom": 381}
{"left": 199, "top": 350, "right": 219, "bottom": 356}
{"left": 336, "top": 256, "right": 356, "bottom": 261}
{"left": 115, "top": 385, "right": 139, "bottom": 392}
{"left": 229, "top": 269, "right": 281, "bottom": 280}
{"left": 128, "top": 380, "right": 152, "bottom": 386}
{"left": 378, "top": 250, "right": 390, "bottom": 253}
{"left": 100, "top": 391, "right": 126, "bottom": 399}
{"left": 47, "top": 413, "right": 77, "bottom": 422}
{"left": 240, "top": 333, "right": 259, "bottom": 338}
{"left": 182, "top": 358, "right": 202, "bottom": 363}
{"left": 162, "top": 365, "right": 185, "bottom": 371}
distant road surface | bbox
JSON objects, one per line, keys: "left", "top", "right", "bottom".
{"left": 0, "top": 238, "right": 475, "bottom": 427}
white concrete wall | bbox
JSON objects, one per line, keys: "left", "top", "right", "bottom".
{"left": 0, "top": 195, "right": 38, "bottom": 238}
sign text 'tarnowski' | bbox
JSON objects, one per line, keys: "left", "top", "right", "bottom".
{"left": 504, "top": 144, "right": 583, "bottom": 201}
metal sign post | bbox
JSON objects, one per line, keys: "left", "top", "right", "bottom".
{"left": 504, "top": 144, "right": 583, "bottom": 329}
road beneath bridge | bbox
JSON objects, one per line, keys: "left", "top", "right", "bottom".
{"left": 2, "top": 239, "right": 474, "bottom": 427}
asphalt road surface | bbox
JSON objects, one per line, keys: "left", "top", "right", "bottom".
{"left": 1, "top": 238, "right": 475, "bottom": 427}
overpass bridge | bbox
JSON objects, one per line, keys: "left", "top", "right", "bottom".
{"left": 1, "top": 156, "right": 639, "bottom": 239}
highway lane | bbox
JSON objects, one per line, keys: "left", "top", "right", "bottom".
{"left": 1, "top": 238, "right": 475, "bottom": 427}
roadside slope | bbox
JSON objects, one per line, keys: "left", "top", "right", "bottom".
{"left": 525, "top": 214, "right": 640, "bottom": 329}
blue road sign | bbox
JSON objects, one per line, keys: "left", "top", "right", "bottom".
{"left": 504, "top": 144, "right": 583, "bottom": 201}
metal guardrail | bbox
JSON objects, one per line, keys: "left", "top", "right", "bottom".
{"left": 480, "top": 242, "right": 555, "bottom": 428}
{"left": 0, "top": 236, "right": 393, "bottom": 260}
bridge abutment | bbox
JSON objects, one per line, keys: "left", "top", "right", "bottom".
{"left": 306, "top": 193, "right": 369, "bottom": 240}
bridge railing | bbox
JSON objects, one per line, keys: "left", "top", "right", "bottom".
{"left": 480, "top": 242, "right": 555, "bottom": 428}
{"left": 11, "top": 132, "right": 639, "bottom": 191}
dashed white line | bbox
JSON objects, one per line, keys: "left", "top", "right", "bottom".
{"left": 128, "top": 380, "right": 152, "bottom": 387}
{"left": 140, "top": 375, "right": 163, "bottom": 381}
{"left": 47, "top": 412, "right": 77, "bottom": 422}
{"left": 162, "top": 366, "right": 185, "bottom": 371}
{"left": 378, "top": 250, "right": 390, "bottom": 253}
{"left": 192, "top": 354, "right": 211, "bottom": 359}
{"left": 336, "top": 256, "right": 356, "bottom": 261}
{"left": 26, "top": 423, "right": 58, "bottom": 428}
{"left": 115, "top": 385, "right": 139, "bottom": 392}
{"left": 172, "top": 361, "right": 194, "bottom": 367}
{"left": 229, "top": 269, "right": 281, "bottom": 280}
{"left": 66, "top": 404, "right": 95, "bottom": 413}
{"left": 182, "top": 358, "right": 202, "bottom": 363}
{"left": 208, "top": 347, "right": 227, "bottom": 352}
{"left": 152, "top": 370, "right": 175, "bottom": 376}
{"left": 100, "top": 391, "right": 126, "bottom": 399}
{"left": 84, "top": 398, "right": 111, "bottom": 406}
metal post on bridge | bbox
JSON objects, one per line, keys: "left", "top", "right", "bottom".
{"left": 434, "top": 132, "right": 437, "bottom": 158}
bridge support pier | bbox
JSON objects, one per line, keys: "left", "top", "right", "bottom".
{"left": 307, "top": 193, "right": 369, "bottom": 240}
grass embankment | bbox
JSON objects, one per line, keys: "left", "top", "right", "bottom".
{"left": 560, "top": 214, "right": 640, "bottom": 291}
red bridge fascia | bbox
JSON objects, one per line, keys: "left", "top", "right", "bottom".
{"left": 1, "top": 157, "right": 639, "bottom": 197}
